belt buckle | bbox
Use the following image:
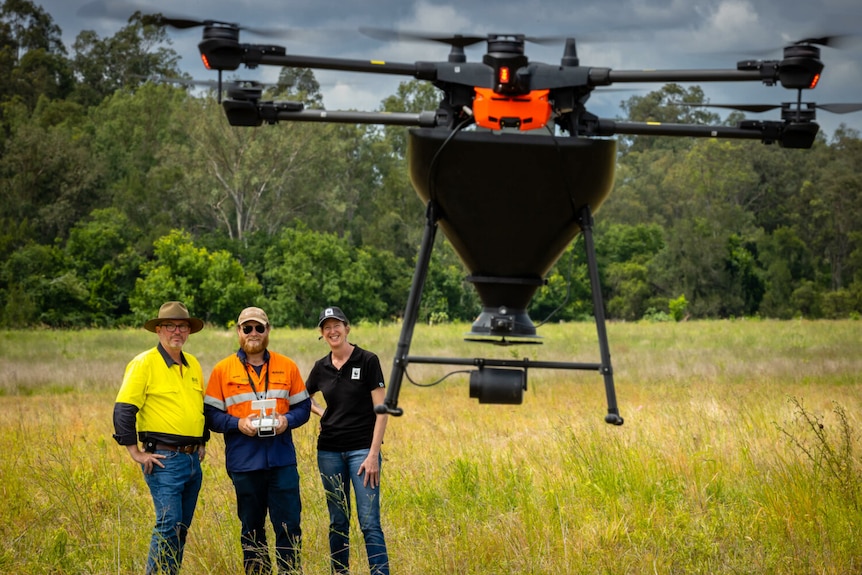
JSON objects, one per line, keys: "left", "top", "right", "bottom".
{"left": 180, "top": 445, "right": 196, "bottom": 454}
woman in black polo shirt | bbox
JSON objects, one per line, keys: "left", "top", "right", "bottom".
{"left": 306, "top": 306, "right": 390, "bottom": 575}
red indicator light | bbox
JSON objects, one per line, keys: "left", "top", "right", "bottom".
{"left": 499, "top": 66, "right": 510, "bottom": 84}
{"left": 201, "top": 54, "right": 211, "bottom": 70}
{"left": 809, "top": 73, "right": 820, "bottom": 89}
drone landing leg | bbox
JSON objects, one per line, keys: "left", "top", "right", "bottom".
{"left": 577, "top": 205, "right": 624, "bottom": 426}
{"left": 377, "top": 202, "right": 440, "bottom": 416}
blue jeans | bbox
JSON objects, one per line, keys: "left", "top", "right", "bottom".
{"left": 317, "top": 449, "right": 389, "bottom": 575}
{"left": 142, "top": 450, "right": 203, "bottom": 575}
{"left": 229, "top": 466, "right": 302, "bottom": 575}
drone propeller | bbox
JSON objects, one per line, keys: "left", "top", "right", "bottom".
{"left": 134, "top": 75, "right": 278, "bottom": 90}
{"left": 77, "top": 1, "right": 299, "bottom": 38}
{"left": 359, "top": 27, "right": 590, "bottom": 48}
{"left": 790, "top": 33, "right": 862, "bottom": 50}
{"left": 133, "top": 74, "right": 283, "bottom": 104}
{"left": 138, "top": 13, "right": 297, "bottom": 38}
{"left": 360, "top": 27, "right": 487, "bottom": 48}
{"left": 684, "top": 102, "right": 862, "bottom": 115}
{"left": 731, "top": 32, "right": 862, "bottom": 59}
{"left": 139, "top": 15, "right": 206, "bottom": 30}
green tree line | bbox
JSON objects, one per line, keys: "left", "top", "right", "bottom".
{"left": 1, "top": 1, "right": 861, "bottom": 328}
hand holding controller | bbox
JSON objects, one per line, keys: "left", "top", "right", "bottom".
{"left": 251, "top": 399, "right": 278, "bottom": 436}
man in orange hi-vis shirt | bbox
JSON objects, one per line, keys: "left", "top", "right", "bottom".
{"left": 205, "top": 306, "right": 311, "bottom": 575}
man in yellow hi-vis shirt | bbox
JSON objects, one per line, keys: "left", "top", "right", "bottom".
{"left": 113, "top": 301, "right": 207, "bottom": 575}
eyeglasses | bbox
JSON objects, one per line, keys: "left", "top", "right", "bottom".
{"left": 242, "top": 324, "right": 267, "bottom": 334}
{"left": 160, "top": 323, "right": 190, "bottom": 333}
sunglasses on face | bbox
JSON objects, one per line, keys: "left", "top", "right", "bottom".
{"left": 160, "top": 323, "right": 190, "bottom": 333}
{"left": 242, "top": 324, "right": 267, "bottom": 334}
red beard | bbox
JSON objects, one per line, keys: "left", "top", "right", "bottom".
{"left": 242, "top": 335, "right": 269, "bottom": 355}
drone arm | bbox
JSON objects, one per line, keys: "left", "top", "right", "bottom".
{"left": 199, "top": 36, "right": 434, "bottom": 78}
{"left": 594, "top": 119, "right": 761, "bottom": 138}
{"left": 259, "top": 52, "right": 426, "bottom": 76}
{"left": 270, "top": 109, "right": 440, "bottom": 127}
{"left": 589, "top": 118, "right": 819, "bottom": 148}
{"left": 591, "top": 52, "right": 822, "bottom": 90}
{"left": 591, "top": 68, "right": 768, "bottom": 85}
{"left": 222, "top": 98, "right": 440, "bottom": 127}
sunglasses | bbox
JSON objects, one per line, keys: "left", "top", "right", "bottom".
{"left": 242, "top": 324, "right": 267, "bottom": 334}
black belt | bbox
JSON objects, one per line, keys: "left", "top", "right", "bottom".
{"left": 155, "top": 443, "right": 200, "bottom": 454}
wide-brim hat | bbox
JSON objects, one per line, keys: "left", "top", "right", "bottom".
{"left": 144, "top": 301, "right": 204, "bottom": 333}
{"left": 318, "top": 306, "right": 349, "bottom": 327}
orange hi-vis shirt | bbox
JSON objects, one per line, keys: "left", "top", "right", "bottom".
{"left": 205, "top": 349, "right": 310, "bottom": 472}
{"left": 205, "top": 350, "right": 309, "bottom": 419}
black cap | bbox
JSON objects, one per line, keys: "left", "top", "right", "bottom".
{"left": 318, "top": 306, "right": 349, "bottom": 327}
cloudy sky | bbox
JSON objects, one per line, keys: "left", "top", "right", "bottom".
{"left": 36, "top": 0, "right": 862, "bottom": 137}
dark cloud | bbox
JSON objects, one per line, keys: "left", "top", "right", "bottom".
{"left": 39, "top": 0, "right": 862, "bottom": 137}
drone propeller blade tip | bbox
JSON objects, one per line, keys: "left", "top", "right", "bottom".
{"left": 360, "top": 26, "right": 487, "bottom": 48}
{"left": 817, "top": 103, "right": 862, "bottom": 114}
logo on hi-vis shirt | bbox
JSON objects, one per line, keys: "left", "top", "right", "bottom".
{"left": 351, "top": 367, "right": 361, "bottom": 380}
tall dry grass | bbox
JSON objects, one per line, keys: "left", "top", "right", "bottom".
{"left": 0, "top": 319, "right": 859, "bottom": 574}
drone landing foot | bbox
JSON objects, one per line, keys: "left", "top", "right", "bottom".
{"left": 577, "top": 204, "right": 623, "bottom": 426}
{"left": 380, "top": 202, "right": 440, "bottom": 416}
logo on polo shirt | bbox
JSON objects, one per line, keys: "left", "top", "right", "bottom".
{"left": 351, "top": 367, "right": 361, "bottom": 380}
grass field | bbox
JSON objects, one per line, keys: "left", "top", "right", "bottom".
{"left": 0, "top": 319, "right": 860, "bottom": 574}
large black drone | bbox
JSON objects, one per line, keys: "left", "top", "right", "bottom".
{"left": 150, "top": 12, "right": 861, "bottom": 425}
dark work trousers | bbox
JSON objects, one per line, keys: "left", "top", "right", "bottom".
{"left": 229, "top": 466, "right": 302, "bottom": 575}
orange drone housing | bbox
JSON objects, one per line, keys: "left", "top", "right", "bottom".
{"left": 472, "top": 88, "right": 552, "bottom": 131}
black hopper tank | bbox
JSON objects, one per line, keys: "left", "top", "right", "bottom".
{"left": 408, "top": 128, "right": 616, "bottom": 342}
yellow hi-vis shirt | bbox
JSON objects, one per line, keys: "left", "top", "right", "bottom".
{"left": 116, "top": 346, "right": 205, "bottom": 438}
